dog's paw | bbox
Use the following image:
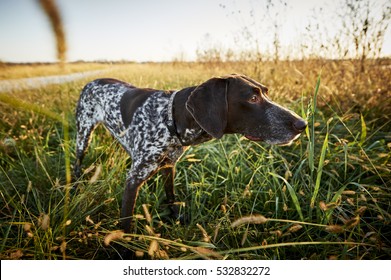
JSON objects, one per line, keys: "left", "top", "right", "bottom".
{"left": 168, "top": 203, "right": 189, "bottom": 225}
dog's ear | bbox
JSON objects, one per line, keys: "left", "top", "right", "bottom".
{"left": 186, "top": 77, "right": 228, "bottom": 139}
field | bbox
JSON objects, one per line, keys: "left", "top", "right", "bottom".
{"left": 0, "top": 60, "right": 390, "bottom": 260}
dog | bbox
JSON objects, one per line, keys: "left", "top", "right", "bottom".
{"left": 74, "top": 74, "right": 307, "bottom": 233}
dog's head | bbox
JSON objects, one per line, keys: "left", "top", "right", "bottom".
{"left": 186, "top": 74, "right": 307, "bottom": 145}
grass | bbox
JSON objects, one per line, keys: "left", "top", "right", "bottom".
{"left": 0, "top": 60, "right": 390, "bottom": 260}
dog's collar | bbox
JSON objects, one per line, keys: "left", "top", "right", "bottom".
{"left": 166, "top": 90, "right": 184, "bottom": 145}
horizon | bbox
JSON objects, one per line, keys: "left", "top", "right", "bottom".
{"left": 2, "top": 56, "right": 391, "bottom": 65}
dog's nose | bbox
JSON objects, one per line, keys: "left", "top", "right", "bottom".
{"left": 293, "top": 119, "right": 307, "bottom": 132}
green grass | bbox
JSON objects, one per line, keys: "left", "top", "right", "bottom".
{"left": 0, "top": 60, "right": 390, "bottom": 259}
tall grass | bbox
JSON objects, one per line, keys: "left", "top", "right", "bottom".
{"left": 0, "top": 60, "right": 390, "bottom": 259}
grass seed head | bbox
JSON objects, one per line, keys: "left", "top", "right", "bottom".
{"left": 27, "top": 181, "right": 32, "bottom": 193}
{"left": 342, "top": 190, "right": 356, "bottom": 195}
{"left": 103, "top": 230, "right": 124, "bottom": 246}
{"left": 287, "top": 224, "right": 303, "bottom": 233}
{"left": 89, "top": 164, "right": 102, "bottom": 184}
{"left": 231, "top": 214, "right": 268, "bottom": 227}
{"left": 85, "top": 215, "right": 94, "bottom": 224}
{"left": 94, "top": 221, "right": 102, "bottom": 230}
{"left": 193, "top": 247, "right": 223, "bottom": 260}
{"left": 325, "top": 225, "right": 345, "bottom": 233}
{"left": 284, "top": 170, "right": 292, "bottom": 180}
{"left": 23, "top": 223, "right": 32, "bottom": 233}
{"left": 377, "top": 215, "right": 384, "bottom": 221}
{"left": 319, "top": 201, "right": 328, "bottom": 211}
{"left": 269, "top": 230, "right": 283, "bottom": 237}
{"left": 243, "top": 185, "right": 251, "bottom": 197}
{"left": 220, "top": 204, "right": 227, "bottom": 213}
{"left": 346, "top": 198, "right": 355, "bottom": 206}
{"left": 135, "top": 251, "right": 144, "bottom": 258}
{"left": 156, "top": 250, "right": 169, "bottom": 259}
{"left": 134, "top": 214, "right": 144, "bottom": 220}
{"left": 142, "top": 204, "right": 152, "bottom": 224}
{"left": 145, "top": 225, "right": 156, "bottom": 236}
{"left": 355, "top": 206, "right": 367, "bottom": 216}
{"left": 104, "top": 197, "right": 115, "bottom": 204}
{"left": 196, "top": 223, "right": 211, "bottom": 242}
{"left": 60, "top": 240, "right": 67, "bottom": 253}
{"left": 148, "top": 240, "right": 159, "bottom": 257}
{"left": 39, "top": 213, "right": 50, "bottom": 231}
{"left": 344, "top": 216, "right": 360, "bottom": 229}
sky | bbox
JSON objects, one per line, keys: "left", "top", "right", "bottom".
{"left": 0, "top": 0, "right": 390, "bottom": 63}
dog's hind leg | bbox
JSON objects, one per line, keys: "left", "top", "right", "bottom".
{"left": 121, "top": 155, "right": 170, "bottom": 232}
{"left": 121, "top": 163, "right": 160, "bottom": 233}
{"left": 73, "top": 119, "right": 97, "bottom": 180}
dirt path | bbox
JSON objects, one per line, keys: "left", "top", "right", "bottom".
{"left": 0, "top": 70, "right": 107, "bottom": 92}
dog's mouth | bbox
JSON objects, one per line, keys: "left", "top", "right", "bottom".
{"left": 244, "top": 132, "right": 302, "bottom": 145}
{"left": 274, "top": 133, "right": 302, "bottom": 146}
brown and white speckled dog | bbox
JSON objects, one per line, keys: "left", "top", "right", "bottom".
{"left": 74, "top": 74, "right": 307, "bottom": 232}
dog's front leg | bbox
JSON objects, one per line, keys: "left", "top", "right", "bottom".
{"left": 161, "top": 166, "right": 175, "bottom": 204}
{"left": 161, "top": 167, "right": 178, "bottom": 217}
{"left": 161, "top": 166, "right": 187, "bottom": 223}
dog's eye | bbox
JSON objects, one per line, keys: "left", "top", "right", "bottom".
{"left": 249, "top": 95, "right": 260, "bottom": 103}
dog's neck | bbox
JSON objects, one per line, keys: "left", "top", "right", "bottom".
{"left": 172, "top": 87, "right": 212, "bottom": 146}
